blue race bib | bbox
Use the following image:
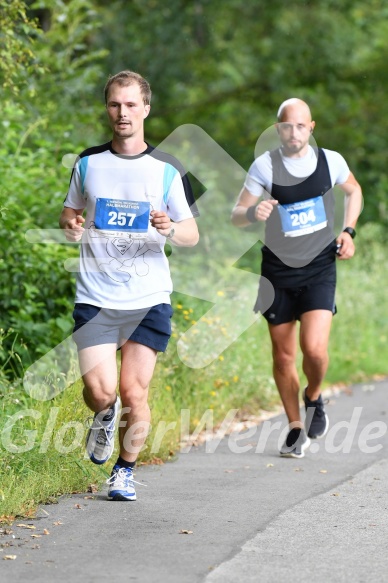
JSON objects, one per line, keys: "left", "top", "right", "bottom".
{"left": 94, "top": 198, "right": 150, "bottom": 237}
{"left": 277, "top": 196, "right": 327, "bottom": 237}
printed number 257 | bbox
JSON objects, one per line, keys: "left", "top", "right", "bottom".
{"left": 107, "top": 211, "right": 136, "bottom": 227}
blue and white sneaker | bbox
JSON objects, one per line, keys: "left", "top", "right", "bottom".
{"left": 107, "top": 465, "right": 138, "bottom": 501}
{"left": 85, "top": 396, "right": 121, "bottom": 465}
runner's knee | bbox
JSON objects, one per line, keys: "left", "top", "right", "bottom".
{"left": 82, "top": 381, "right": 117, "bottom": 410}
{"left": 120, "top": 387, "right": 149, "bottom": 412}
{"left": 273, "top": 349, "right": 296, "bottom": 372}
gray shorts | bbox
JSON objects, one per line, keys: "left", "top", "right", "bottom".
{"left": 72, "top": 303, "right": 173, "bottom": 351}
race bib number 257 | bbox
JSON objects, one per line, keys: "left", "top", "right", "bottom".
{"left": 94, "top": 198, "right": 150, "bottom": 236}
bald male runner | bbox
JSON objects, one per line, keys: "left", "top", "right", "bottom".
{"left": 232, "top": 99, "right": 362, "bottom": 458}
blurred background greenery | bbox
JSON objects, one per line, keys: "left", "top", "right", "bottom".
{"left": 1, "top": 0, "right": 387, "bottom": 516}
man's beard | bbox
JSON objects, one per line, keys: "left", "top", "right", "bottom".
{"left": 282, "top": 140, "right": 306, "bottom": 155}
{"left": 114, "top": 127, "right": 134, "bottom": 139}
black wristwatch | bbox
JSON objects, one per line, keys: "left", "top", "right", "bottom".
{"left": 343, "top": 227, "right": 356, "bottom": 239}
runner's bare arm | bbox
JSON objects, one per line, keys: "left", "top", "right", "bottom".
{"left": 336, "top": 172, "right": 363, "bottom": 260}
{"left": 150, "top": 212, "right": 199, "bottom": 247}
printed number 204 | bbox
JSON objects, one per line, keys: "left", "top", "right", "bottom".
{"left": 291, "top": 209, "right": 316, "bottom": 227}
{"left": 107, "top": 211, "right": 136, "bottom": 227}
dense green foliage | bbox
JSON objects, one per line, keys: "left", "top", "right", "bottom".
{"left": 1, "top": 0, "right": 107, "bottom": 378}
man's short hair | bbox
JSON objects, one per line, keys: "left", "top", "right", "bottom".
{"left": 104, "top": 71, "right": 152, "bottom": 105}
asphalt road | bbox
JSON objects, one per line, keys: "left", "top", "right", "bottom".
{"left": 1, "top": 380, "right": 388, "bottom": 583}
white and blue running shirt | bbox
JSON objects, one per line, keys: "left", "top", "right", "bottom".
{"left": 64, "top": 142, "right": 197, "bottom": 310}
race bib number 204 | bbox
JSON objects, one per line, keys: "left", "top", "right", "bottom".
{"left": 278, "top": 196, "right": 327, "bottom": 237}
{"left": 94, "top": 198, "right": 150, "bottom": 238}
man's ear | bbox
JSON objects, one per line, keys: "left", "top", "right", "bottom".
{"left": 144, "top": 104, "right": 151, "bottom": 119}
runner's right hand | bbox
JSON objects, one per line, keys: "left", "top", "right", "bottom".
{"left": 63, "top": 215, "right": 85, "bottom": 242}
{"left": 255, "top": 199, "right": 278, "bottom": 221}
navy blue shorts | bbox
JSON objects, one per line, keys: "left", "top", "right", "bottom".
{"left": 255, "top": 282, "right": 337, "bottom": 325}
{"left": 72, "top": 303, "right": 173, "bottom": 352}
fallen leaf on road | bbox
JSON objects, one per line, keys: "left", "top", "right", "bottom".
{"left": 16, "top": 524, "right": 36, "bottom": 530}
{"left": 87, "top": 484, "right": 98, "bottom": 493}
{"left": 319, "top": 470, "right": 328, "bottom": 474}
{"left": 74, "top": 504, "right": 82, "bottom": 509}
{"left": 43, "top": 529, "right": 50, "bottom": 535}
{"left": 3, "top": 555, "right": 17, "bottom": 560}
{"left": 331, "top": 493, "right": 340, "bottom": 497}
{"left": 0, "top": 515, "right": 15, "bottom": 525}
{"left": 53, "top": 521, "right": 63, "bottom": 526}
{"left": 31, "top": 534, "right": 41, "bottom": 538}
{"left": 266, "top": 463, "right": 274, "bottom": 468}
{"left": 294, "top": 468, "right": 303, "bottom": 472}
{"left": 179, "top": 530, "right": 193, "bottom": 534}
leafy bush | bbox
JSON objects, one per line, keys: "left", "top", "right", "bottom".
{"left": 0, "top": 0, "right": 107, "bottom": 380}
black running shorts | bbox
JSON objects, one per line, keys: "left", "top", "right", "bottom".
{"left": 254, "top": 281, "right": 337, "bottom": 325}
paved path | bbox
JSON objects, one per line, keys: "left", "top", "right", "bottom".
{"left": 1, "top": 380, "right": 388, "bottom": 582}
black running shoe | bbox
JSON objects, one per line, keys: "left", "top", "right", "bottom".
{"left": 303, "top": 389, "right": 329, "bottom": 439}
{"left": 279, "top": 427, "right": 311, "bottom": 458}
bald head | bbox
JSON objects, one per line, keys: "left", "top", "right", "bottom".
{"left": 277, "top": 98, "right": 312, "bottom": 123}
{"left": 276, "top": 98, "right": 315, "bottom": 157}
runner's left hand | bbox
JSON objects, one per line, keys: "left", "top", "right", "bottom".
{"left": 150, "top": 210, "right": 171, "bottom": 236}
{"left": 335, "top": 232, "right": 355, "bottom": 260}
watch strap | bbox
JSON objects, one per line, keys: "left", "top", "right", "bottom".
{"left": 343, "top": 227, "right": 356, "bottom": 239}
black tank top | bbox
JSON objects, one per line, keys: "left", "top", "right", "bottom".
{"left": 261, "top": 148, "right": 337, "bottom": 287}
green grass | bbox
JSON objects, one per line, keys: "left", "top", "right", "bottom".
{"left": 0, "top": 381, "right": 109, "bottom": 519}
{"left": 329, "top": 229, "right": 388, "bottom": 381}
{"left": 0, "top": 222, "right": 387, "bottom": 519}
